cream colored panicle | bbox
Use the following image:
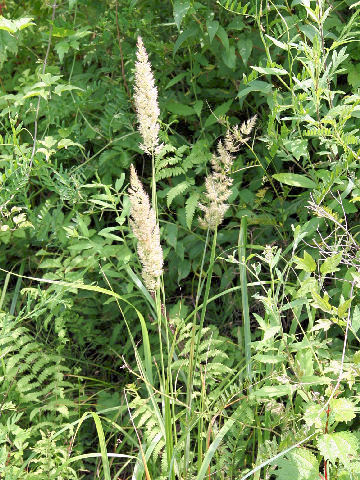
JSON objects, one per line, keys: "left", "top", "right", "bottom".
{"left": 199, "top": 117, "right": 256, "bottom": 230}
{"left": 134, "top": 36, "right": 161, "bottom": 155}
{"left": 128, "top": 165, "right": 163, "bottom": 292}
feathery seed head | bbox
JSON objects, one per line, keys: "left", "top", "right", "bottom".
{"left": 128, "top": 164, "right": 163, "bottom": 292}
{"left": 134, "top": 37, "right": 162, "bottom": 155}
{"left": 225, "top": 115, "right": 257, "bottom": 152}
{"left": 199, "top": 118, "right": 256, "bottom": 230}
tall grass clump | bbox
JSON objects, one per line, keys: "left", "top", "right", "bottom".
{"left": 1, "top": 1, "right": 360, "bottom": 479}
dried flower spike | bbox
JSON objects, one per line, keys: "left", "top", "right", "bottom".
{"left": 128, "top": 164, "right": 163, "bottom": 292}
{"left": 134, "top": 36, "right": 161, "bottom": 155}
{"left": 199, "top": 118, "right": 256, "bottom": 230}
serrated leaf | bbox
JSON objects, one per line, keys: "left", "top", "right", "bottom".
{"left": 0, "top": 16, "right": 34, "bottom": 33}
{"left": 294, "top": 251, "right": 316, "bottom": 273}
{"left": 304, "top": 404, "right": 327, "bottom": 429}
{"left": 273, "top": 173, "right": 316, "bottom": 189}
{"left": 330, "top": 398, "right": 356, "bottom": 423}
{"left": 275, "top": 448, "right": 319, "bottom": 480}
{"left": 55, "top": 40, "right": 70, "bottom": 62}
{"left": 318, "top": 432, "right": 358, "bottom": 465}
{"left": 185, "top": 192, "right": 200, "bottom": 229}
{"left": 173, "top": 0, "right": 190, "bottom": 30}
{"left": 320, "top": 252, "right": 342, "bottom": 274}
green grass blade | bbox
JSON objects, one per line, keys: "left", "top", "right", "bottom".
{"left": 239, "top": 216, "right": 252, "bottom": 386}
{"left": 196, "top": 406, "right": 244, "bottom": 480}
{"left": 90, "top": 412, "right": 111, "bottom": 480}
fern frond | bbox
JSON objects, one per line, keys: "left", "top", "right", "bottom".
{"left": 166, "top": 181, "right": 190, "bottom": 208}
{"left": 217, "top": 0, "right": 250, "bottom": 14}
{"left": 185, "top": 192, "right": 200, "bottom": 229}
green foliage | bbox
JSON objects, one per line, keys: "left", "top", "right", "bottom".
{"left": 0, "top": 0, "right": 359, "bottom": 478}
{"left": 275, "top": 448, "right": 319, "bottom": 480}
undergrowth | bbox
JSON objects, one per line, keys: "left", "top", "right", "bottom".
{"left": 0, "top": 0, "right": 360, "bottom": 479}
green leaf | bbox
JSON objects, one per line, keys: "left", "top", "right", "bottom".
{"left": 173, "top": 25, "right": 198, "bottom": 55}
{"left": 197, "top": 406, "right": 246, "bottom": 480}
{"left": 115, "top": 174, "right": 125, "bottom": 192}
{"left": 251, "top": 385, "right": 293, "bottom": 398}
{"left": 265, "top": 34, "right": 288, "bottom": 50}
{"left": 173, "top": 0, "right": 190, "bottom": 30}
{"left": 90, "top": 413, "right": 111, "bottom": 480}
{"left": 216, "top": 25, "right": 229, "bottom": 51}
{"left": 238, "top": 80, "right": 272, "bottom": 101}
{"left": 165, "top": 72, "right": 187, "bottom": 89}
{"left": 300, "top": 375, "right": 331, "bottom": 385}
{"left": 53, "top": 84, "right": 83, "bottom": 96}
{"left": 98, "top": 227, "right": 124, "bottom": 242}
{"left": 275, "top": 448, "right": 319, "bottom": 480}
{"left": 272, "top": 173, "right": 316, "bottom": 189}
{"left": 295, "top": 349, "right": 313, "bottom": 377}
{"left": 222, "top": 45, "right": 236, "bottom": 69}
{"left": 193, "top": 100, "right": 203, "bottom": 117}
{"left": 304, "top": 404, "right": 327, "bottom": 429}
{"left": 320, "top": 252, "right": 342, "bottom": 274}
{"left": 330, "top": 398, "right": 356, "bottom": 423}
{"left": 337, "top": 298, "right": 351, "bottom": 318}
{"left": 166, "top": 181, "right": 190, "bottom": 207}
{"left": 55, "top": 40, "right": 70, "bottom": 62}
{"left": 251, "top": 66, "right": 288, "bottom": 75}
{"left": 166, "top": 101, "right": 195, "bottom": 116}
{"left": 237, "top": 36, "right": 252, "bottom": 65}
{"left": 318, "top": 432, "right": 358, "bottom": 465}
{"left": 254, "top": 353, "right": 286, "bottom": 364}
{"left": 311, "top": 292, "right": 334, "bottom": 314}
{"left": 294, "top": 251, "right": 316, "bottom": 273}
{"left": 206, "top": 19, "right": 219, "bottom": 43}
{"left": 352, "top": 305, "right": 360, "bottom": 334}
{"left": 185, "top": 192, "right": 200, "bottom": 229}
{"left": 296, "top": 277, "right": 319, "bottom": 297}
{"left": 0, "top": 16, "right": 34, "bottom": 33}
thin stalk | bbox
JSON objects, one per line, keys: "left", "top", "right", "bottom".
{"left": 184, "top": 228, "right": 217, "bottom": 477}
{"left": 238, "top": 217, "right": 252, "bottom": 387}
{"left": 193, "top": 227, "right": 218, "bottom": 474}
{"left": 183, "top": 229, "right": 210, "bottom": 476}
{"left": 151, "top": 149, "right": 174, "bottom": 478}
{"left": 10, "top": 261, "right": 25, "bottom": 316}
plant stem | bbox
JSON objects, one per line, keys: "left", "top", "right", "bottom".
{"left": 239, "top": 217, "right": 252, "bottom": 387}
{"left": 184, "top": 227, "right": 217, "bottom": 478}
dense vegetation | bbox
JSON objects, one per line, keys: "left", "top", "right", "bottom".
{"left": 1, "top": 0, "right": 360, "bottom": 478}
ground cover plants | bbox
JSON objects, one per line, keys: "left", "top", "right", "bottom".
{"left": 1, "top": 0, "right": 360, "bottom": 478}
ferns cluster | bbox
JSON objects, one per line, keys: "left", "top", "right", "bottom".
{"left": 0, "top": 312, "right": 74, "bottom": 465}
